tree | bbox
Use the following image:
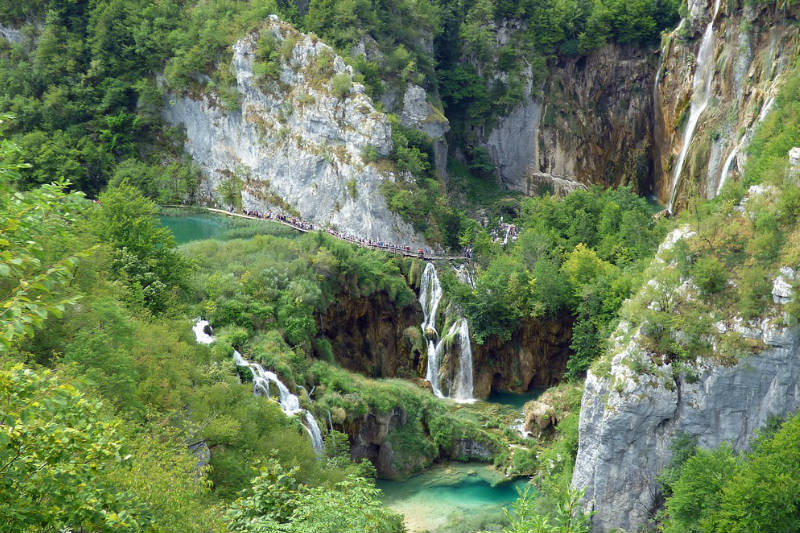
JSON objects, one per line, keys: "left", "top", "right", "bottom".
{"left": 226, "top": 457, "right": 403, "bottom": 533}
{"left": 504, "top": 486, "right": 593, "bottom": 533}
{"left": 92, "top": 181, "right": 190, "bottom": 312}
{"left": 0, "top": 365, "right": 151, "bottom": 532}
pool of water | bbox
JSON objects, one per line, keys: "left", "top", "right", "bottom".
{"left": 486, "top": 389, "right": 544, "bottom": 410}
{"left": 160, "top": 213, "right": 235, "bottom": 244}
{"left": 377, "top": 463, "right": 530, "bottom": 532}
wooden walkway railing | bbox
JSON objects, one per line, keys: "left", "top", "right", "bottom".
{"left": 165, "top": 206, "right": 467, "bottom": 261}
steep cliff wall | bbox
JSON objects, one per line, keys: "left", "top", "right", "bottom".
{"left": 472, "top": 315, "right": 573, "bottom": 398}
{"left": 162, "top": 17, "right": 424, "bottom": 246}
{"left": 481, "top": 44, "right": 657, "bottom": 195}
{"left": 654, "top": 0, "right": 800, "bottom": 206}
{"left": 571, "top": 203, "right": 800, "bottom": 532}
{"left": 315, "top": 291, "right": 423, "bottom": 379}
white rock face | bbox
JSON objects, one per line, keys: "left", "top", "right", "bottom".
{"left": 571, "top": 229, "right": 800, "bottom": 533}
{"left": 789, "top": 147, "right": 800, "bottom": 183}
{"left": 0, "top": 25, "right": 23, "bottom": 44}
{"left": 399, "top": 83, "right": 449, "bottom": 179}
{"left": 162, "top": 19, "right": 423, "bottom": 246}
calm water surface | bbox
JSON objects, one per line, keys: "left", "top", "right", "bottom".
{"left": 378, "top": 463, "right": 530, "bottom": 532}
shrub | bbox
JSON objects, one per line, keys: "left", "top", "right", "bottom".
{"left": 692, "top": 257, "right": 727, "bottom": 296}
{"left": 331, "top": 73, "right": 352, "bottom": 99}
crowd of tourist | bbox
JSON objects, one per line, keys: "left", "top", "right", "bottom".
{"left": 224, "top": 205, "right": 447, "bottom": 259}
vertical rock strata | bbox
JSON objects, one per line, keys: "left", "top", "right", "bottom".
{"left": 163, "top": 17, "right": 423, "bottom": 246}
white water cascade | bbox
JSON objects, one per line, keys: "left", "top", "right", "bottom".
{"left": 667, "top": 0, "right": 722, "bottom": 213}
{"left": 716, "top": 95, "right": 776, "bottom": 195}
{"left": 449, "top": 318, "right": 475, "bottom": 403}
{"left": 193, "top": 319, "right": 325, "bottom": 455}
{"left": 418, "top": 263, "right": 475, "bottom": 403}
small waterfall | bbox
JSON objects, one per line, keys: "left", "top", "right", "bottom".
{"left": 193, "top": 319, "right": 324, "bottom": 455}
{"left": 418, "top": 265, "right": 475, "bottom": 402}
{"left": 449, "top": 318, "right": 475, "bottom": 403}
{"left": 667, "top": 0, "right": 722, "bottom": 212}
{"left": 420, "top": 263, "right": 445, "bottom": 397}
{"left": 716, "top": 95, "right": 776, "bottom": 195}
{"left": 193, "top": 319, "right": 215, "bottom": 344}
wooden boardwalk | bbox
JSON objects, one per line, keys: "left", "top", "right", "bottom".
{"left": 170, "top": 206, "right": 467, "bottom": 261}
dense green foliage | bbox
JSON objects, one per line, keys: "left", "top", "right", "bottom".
{"left": 447, "top": 186, "right": 664, "bottom": 378}
{"left": 659, "top": 414, "right": 800, "bottom": 533}
{"left": 0, "top": 132, "right": 409, "bottom": 530}
{"left": 0, "top": 0, "right": 680, "bottom": 243}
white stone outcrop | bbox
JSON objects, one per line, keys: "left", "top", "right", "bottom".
{"left": 162, "top": 18, "right": 423, "bottom": 246}
{"left": 571, "top": 223, "right": 800, "bottom": 533}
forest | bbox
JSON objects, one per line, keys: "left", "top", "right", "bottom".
{"left": 3, "top": 0, "right": 800, "bottom": 532}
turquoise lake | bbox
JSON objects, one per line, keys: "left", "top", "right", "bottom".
{"left": 377, "top": 463, "right": 530, "bottom": 533}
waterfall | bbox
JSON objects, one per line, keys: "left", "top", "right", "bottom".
{"left": 667, "top": 0, "right": 722, "bottom": 213}
{"left": 716, "top": 95, "right": 776, "bottom": 195}
{"left": 192, "top": 319, "right": 215, "bottom": 344}
{"left": 192, "top": 319, "right": 324, "bottom": 455}
{"left": 418, "top": 264, "right": 475, "bottom": 402}
{"left": 420, "top": 263, "right": 445, "bottom": 397}
{"left": 449, "top": 318, "right": 475, "bottom": 403}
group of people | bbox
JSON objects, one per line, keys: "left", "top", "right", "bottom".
{"left": 325, "top": 229, "right": 432, "bottom": 258}
{"left": 240, "top": 208, "right": 315, "bottom": 231}
{"left": 224, "top": 204, "right": 438, "bottom": 258}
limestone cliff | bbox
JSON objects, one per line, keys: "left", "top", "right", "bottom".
{"left": 162, "top": 16, "right": 424, "bottom": 246}
{"left": 571, "top": 211, "right": 800, "bottom": 532}
{"left": 315, "top": 291, "right": 422, "bottom": 379}
{"left": 481, "top": 44, "right": 657, "bottom": 195}
{"left": 472, "top": 315, "right": 573, "bottom": 398}
{"left": 654, "top": 0, "right": 800, "bottom": 206}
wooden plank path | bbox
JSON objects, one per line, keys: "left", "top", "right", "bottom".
{"left": 165, "top": 206, "right": 467, "bottom": 261}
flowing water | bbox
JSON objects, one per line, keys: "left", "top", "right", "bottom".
{"left": 192, "top": 319, "right": 324, "bottom": 455}
{"left": 667, "top": 0, "right": 722, "bottom": 212}
{"left": 716, "top": 95, "right": 776, "bottom": 194}
{"left": 419, "top": 263, "right": 475, "bottom": 402}
{"left": 378, "top": 463, "right": 531, "bottom": 533}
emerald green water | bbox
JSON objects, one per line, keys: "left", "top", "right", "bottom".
{"left": 486, "top": 389, "right": 544, "bottom": 410}
{"left": 378, "top": 463, "right": 530, "bottom": 532}
{"left": 160, "top": 213, "right": 235, "bottom": 244}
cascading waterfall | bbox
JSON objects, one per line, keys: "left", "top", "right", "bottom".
{"left": 667, "top": 0, "right": 722, "bottom": 213}
{"left": 193, "top": 319, "right": 324, "bottom": 455}
{"left": 420, "top": 263, "right": 445, "bottom": 397}
{"left": 716, "top": 95, "right": 776, "bottom": 195}
{"left": 418, "top": 264, "right": 475, "bottom": 402}
{"left": 449, "top": 318, "right": 475, "bottom": 403}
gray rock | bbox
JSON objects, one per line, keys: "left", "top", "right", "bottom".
{"left": 789, "top": 147, "right": 800, "bottom": 184}
{"left": 162, "top": 19, "right": 424, "bottom": 246}
{"left": 453, "top": 439, "right": 494, "bottom": 461}
{"left": 399, "top": 83, "right": 450, "bottom": 180}
{"left": 772, "top": 266, "right": 795, "bottom": 304}
{"left": 0, "top": 25, "right": 23, "bottom": 44}
{"left": 572, "top": 320, "right": 800, "bottom": 533}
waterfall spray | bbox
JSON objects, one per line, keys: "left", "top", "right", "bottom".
{"left": 193, "top": 319, "right": 325, "bottom": 455}
{"left": 667, "top": 0, "right": 722, "bottom": 212}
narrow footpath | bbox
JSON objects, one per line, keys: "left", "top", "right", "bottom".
{"left": 168, "top": 206, "right": 468, "bottom": 261}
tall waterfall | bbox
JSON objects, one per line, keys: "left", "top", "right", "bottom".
{"left": 716, "top": 95, "right": 776, "bottom": 195}
{"left": 418, "top": 263, "right": 475, "bottom": 402}
{"left": 449, "top": 318, "right": 475, "bottom": 403}
{"left": 193, "top": 319, "right": 325, "bottom": 455}
{"left": 420, "top": 263, "right": 445, "bottom": 397}
{"left": 667, "top": 0, "right": 722, "bottom": 213}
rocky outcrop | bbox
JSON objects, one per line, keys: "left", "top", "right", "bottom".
{"left": 399, "top": 83, "right": 450, "bottom": 180}
{"left": 571, "top": 219, "right": 800, "bottom": 532}
{"left": 315, "top": 291, "right": 423, "bottom": 379}
{"left": 349, "top": 407, "right": 433, "bottom": 478}
{"left": 654, "top": 0, "right": 800, "bottom": 205}
{"left": 480, "top": 44, "right": 657, "bottom": 195}
{"left": 473, "top": 315, "right": 573, "bottom": 398}
{"left": 789, "top": 146, "right": 800, "bottom": 183}
{"left": 573, "top": 321, "right": 800, "bottom": 533}
{"left": 162, "top": 17, "right": 423, "bottom": 246}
